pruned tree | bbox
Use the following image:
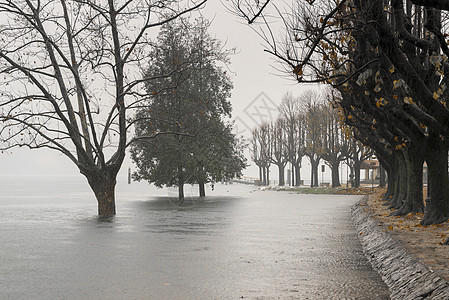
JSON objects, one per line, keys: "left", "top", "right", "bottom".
{"left": 270, "top": 118, "right": 289, "bottom": 186}
{"left": 279, "top": 92, "right": 305, "bottom": 186}
{"left": 0, "top": 0, "right": 206, "bottom": 216}
{"left": 302, "top": 92, "right": 325, "bottom": 187}
{"left": 251, "top": 122, "right": 271, "bottom": 185}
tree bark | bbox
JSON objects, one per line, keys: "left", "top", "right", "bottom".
{"left": 330, "top": 161, "right": 341, "bottom": 188}
{"left": 178, "top": 182, "right": 185, "bottom": 203}
{"left": 87, "top": 172, "right": 117, "bottom": 217}
{"left": 422, "top": 134, "right": 449, "bottom": 225}
{"left": 262, "top": 166, "right": 267, "bottom": 185}
{"left": 390, "top": 152, "right": 408, "bottom": 210}
{"left": 310, "top": 159, "right": 319, "bottom": 187}
{"left": 199, "top": 182, "right": 206, "bottom": 197}
{"left": 293, "top": 163, "right": 301, "bottom": 186}
{"left": 266, "top": 166, "right": 270, "bottom": 185}
{"left": 394, "top": 146, "right": 424, "bottom": 215}
{"left": 354, "top": 160, "right": 361, "bottom": 188}
{"left": 278, "top": 164, "right": 285, "bottom": 186}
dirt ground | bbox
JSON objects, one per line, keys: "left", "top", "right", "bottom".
{"left": 363, "top": 188, "right": 449, "bottom": 282}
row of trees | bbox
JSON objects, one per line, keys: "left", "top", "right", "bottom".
{"left": 233, "top": 0, "right": 449, "bottom": 226}
{"left": 251, "top": 90, "right": 373, "bottom": 188}
{"left": 130, "top": 18, "right": 246, "bottom": 202}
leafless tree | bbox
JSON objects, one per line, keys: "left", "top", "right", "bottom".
{"left": 278, "top": 92, "right": 305, "bottom": 186}
{"left": 0, "top": 0, "right": 206, "bottom": 216}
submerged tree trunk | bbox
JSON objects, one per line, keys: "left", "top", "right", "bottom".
{"left": 87, "top": 172, "right": 117, "bottom": 217}
{"left": 199, "top": 182, "right": 206, "bottom": 197}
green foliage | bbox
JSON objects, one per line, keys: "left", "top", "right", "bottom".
{"left": 130, "top": 17, "right": 246, "bottom": 196}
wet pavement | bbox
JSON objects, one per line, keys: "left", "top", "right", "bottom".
{"left": 0, "top": 176, "right": 389, "bottom": 299}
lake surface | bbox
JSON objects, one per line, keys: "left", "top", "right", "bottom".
{"left": 0, "top": 175, "right": 389, "bottom": 299}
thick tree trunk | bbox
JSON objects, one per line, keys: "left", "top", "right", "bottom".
{"left": 379, "top": 154, "right": 395, "bottom": 202}
{"left": 87, "top": 173, "right": 117, "bottom": 217}
{"left": 391, "top": 152, "right": 408, "bottom": 210}
{"left": 394, "top": 147, "right": 424, "bottom": 215}
{"left": 199, "top": 182, "right": 206, "bottom": 197}
{"left": 259, "top": 166, "right": 263, "bottom": 184}
{"left": 293, "top": 163, "right": 301, "bottom": 186}
{"left": 422, "top": 135, "right": 449, "bottom": 225}
{"left": 278, "top": 164, "right": 285, "bottom": 186}
{"left": 330, "top": 161, "right": 341, "bottom": 188}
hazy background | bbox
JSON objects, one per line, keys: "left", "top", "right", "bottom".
{"left": 0, "top": 2, "right": 332, "bottom": 182}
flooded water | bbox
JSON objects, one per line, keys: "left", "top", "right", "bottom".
{"left": 0, "top": 175, "right": 389, "bottom": 299}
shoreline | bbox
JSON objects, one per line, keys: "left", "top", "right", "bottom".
{"left": 351, "top": 196, "right": 449, "bottom": 299}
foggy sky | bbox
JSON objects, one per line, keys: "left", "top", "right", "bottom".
{"left": 0, "top": 1, "right": 317, "bottom": 180}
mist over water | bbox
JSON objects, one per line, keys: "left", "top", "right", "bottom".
{"left": 0, "top": 176, "right": 389, "bottom": 299}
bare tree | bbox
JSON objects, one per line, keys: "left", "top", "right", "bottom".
{"left": 0, "top": 0, "right": 206, "bottom": 216}
{"left": 270, "top": 118, "right": 289, "bottom": 186}
{"left": 279, "top": 92, "right": 305, "bottom": 186}
{"left": 251, "top": 123, "right": 272, "bottom": 185}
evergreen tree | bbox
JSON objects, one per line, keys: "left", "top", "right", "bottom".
{"left": 131, "top": 17, "right": 246, "bottom": 202}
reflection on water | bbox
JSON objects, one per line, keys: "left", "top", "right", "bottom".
{"left": 0, "top": 176, "right": 389, "bottom": 299}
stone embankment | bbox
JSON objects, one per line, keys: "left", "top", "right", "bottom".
{"left": 352, "top": 197, "right": 449, "bottom": 300}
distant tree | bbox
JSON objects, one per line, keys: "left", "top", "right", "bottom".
{"left": 130, "top": 17, "right": 244, "bottom": 202}
{"left": 320, "top": 89, "right": 351, "bottom": 187}
{"left": 279, "top": 92, "right": 305, "bottom": 186}
{"left": 302, "top": 92, "right": 325, "bottom": 187}
{"left": 270, "top": 119, "right": 289, "bottom": 186}
{"left": 251, "top": 123, "right": 272, "bottom": 185}
{"left": 0, "top": 0, "right": 206, "bottom": 216}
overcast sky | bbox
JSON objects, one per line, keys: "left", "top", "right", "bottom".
{"left": 0, "top": 1, "right": 320, "bottom": 180}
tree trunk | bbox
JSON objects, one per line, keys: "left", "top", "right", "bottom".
{"left": 390, "top": 152, "right": 408, "bottom": 210}
{"left": 262, "top": 167, "right": 267, "bottom": 185}
{"left": 178, "top": 182, "right": 185, "bottom": 203}
{"left": 379, "top": 154, "right": 395, "bottom": 202}
{"left": 354, "top": 160, "right": 361, "bottom": 188}
{"left": 199, "top": 182, "right": 206, "bottom": 197}
{"left": 291, "top": 165, "right": 294, "bottom": 187}
{"left": 259, "top": 166, "right": 263, "bottom": 184}
{"left": 394, "top": 146, "right": 424, "bottom": 215}
{"left": 422, "top": 135, "right": 449, "bottom": 225}
{"left": 310, "top": 159, "right": 319, "bottom": 187}
{"left": 379, "top": 165, "right": 386, "bottom": 188}
{"left": 293, "top": 163, "right": 301, "bottom": 186}
{"left": 87, "top": 173, "right": 117, "bottom": 217}
{"left": 266, "top": 166, "right": 270, "bottom": 185}
{"left": 330, "top": 161, "right": 341, "bottom": 188}
{"left": 278, "top": 164, "right": 285, "bottom": 186}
